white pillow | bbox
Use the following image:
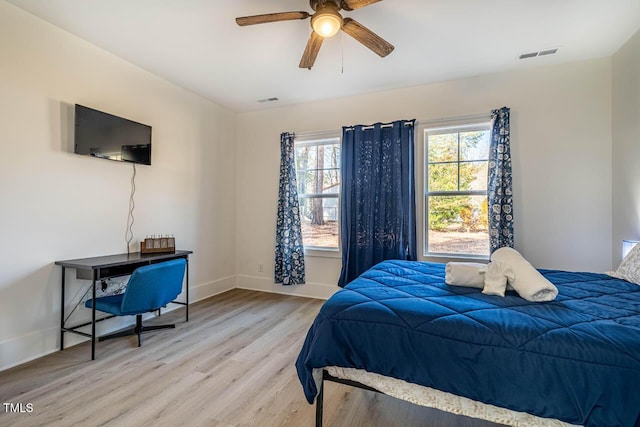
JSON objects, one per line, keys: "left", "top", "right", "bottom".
{"left": 613, "top": 242, "right": 640, "bottom": 284}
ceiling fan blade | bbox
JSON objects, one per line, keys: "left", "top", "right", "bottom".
{"left": 340, "top": 0, "right": 382, "bottom": 11}
{"left": 299, "top": 31, "right": 324, "bottom": 69}
{"left": 236, "top": 11, "right": 310, "bottom": 26}
{"left": 342, "top": 18, "right": 394, "bottom": 57}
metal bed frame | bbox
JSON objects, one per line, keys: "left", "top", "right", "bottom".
{"left": 315, "top": 369, "right": 384, "bottom": 427}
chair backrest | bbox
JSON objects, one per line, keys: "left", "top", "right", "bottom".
{"left": 120, "top": 258, "right": 186, "bottom": 315}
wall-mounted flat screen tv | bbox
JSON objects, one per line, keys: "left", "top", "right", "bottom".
{"left": 74, "top": 104, "right": 152, "bottom": 165}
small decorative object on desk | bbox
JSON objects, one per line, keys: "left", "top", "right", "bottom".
{"left": 141, "top": 235, "right": 175, "bottom": 254}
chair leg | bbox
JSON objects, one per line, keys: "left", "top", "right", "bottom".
{"left": 136, "top": 314, "right": 142, "bottom": 347}
{"left": 98, "top": 314, "right": 176, "bottom": 346}
{"left": 98, "top": 328, "right": 136, "bottom": 341}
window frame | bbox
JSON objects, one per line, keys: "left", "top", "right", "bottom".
{"left": 420, "top": 122, "right": 492, "bottom": 261}
{"left": 294, "top": 133, "right": 342, "bottom": 258}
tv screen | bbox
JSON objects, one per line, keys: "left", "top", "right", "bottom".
{"left": 74, "top": 104, "right": 152, "bottom": 165}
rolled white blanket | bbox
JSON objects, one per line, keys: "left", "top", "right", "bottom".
{"left": 445, "top": 262, "right": 487, "bottom": 288}
{"left": 491, "top": 247, "right": 558, "bottom": 302}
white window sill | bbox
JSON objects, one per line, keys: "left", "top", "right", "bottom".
{"left": 304, "top": 248, "right": 341, "bottom": 259}
{"left": 421, "top": 253, "right": 490, "bottom": 263}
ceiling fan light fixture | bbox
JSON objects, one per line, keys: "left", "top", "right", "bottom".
{"left": 311, "top": 5, "right": 342, "bottom": 38}
{"left": 235, "top": 0, "right": 394, "bottom": 70}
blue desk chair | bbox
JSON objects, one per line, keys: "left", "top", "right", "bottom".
{"left": 85, "top": 258, "right": 186, "bottom": 347}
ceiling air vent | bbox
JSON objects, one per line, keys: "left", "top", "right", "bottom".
{"left": 519, "top": 52, "right": 538, "bottom": 59}
{"left": 519, "top": 48, "right": 559, "bottom": 60}
{"left": 538, "top": 48, "right": 558, "bottom": 56}
{"left": 257, "top": 97, "right": 280, "bottom": 103}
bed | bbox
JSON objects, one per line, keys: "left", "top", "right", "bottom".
{"left": 295, "top": 260, "right": 640, "bottom": 427}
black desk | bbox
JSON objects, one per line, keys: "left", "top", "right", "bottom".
{"left": 55, "top": 250, "right": 192, "bottom": 360}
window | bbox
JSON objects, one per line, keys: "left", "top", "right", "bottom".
{"left": 424, "top": 124, "right": 491, "bottom": 257}
{"left": 294, "top": 136, "right": 341, "bottom": 251}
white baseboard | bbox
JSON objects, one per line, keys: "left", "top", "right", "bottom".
{"left": 190, "top": 275, "right": 236, "bottom": 302}
{"left": 0, "top": 275, "right": 236, "bottom": 372}
{"left": 0, "top": 326, "right": 61, "bottom": 372}
{"left": 235, "top": 275, "right": 339, "bottom": 300}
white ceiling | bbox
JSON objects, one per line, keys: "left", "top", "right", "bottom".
{"left": 6, "top": 0, "right": 640, "bottom": 113}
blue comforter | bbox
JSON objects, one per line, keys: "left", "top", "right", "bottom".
{"left": 295, "top": 260, "right": 640, "bottom": 427}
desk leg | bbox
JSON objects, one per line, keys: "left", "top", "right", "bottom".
{"left": 186, "top": 258, "right": 190, "bottom": 322}
{"left": 91, "top": 269, "right": 97, "bottom": 360}
{"left": 60, "top": 267, "right": 66, "bottom": 351}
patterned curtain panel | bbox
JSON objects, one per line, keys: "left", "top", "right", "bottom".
{"left": 274, "top": 132, "right": 306, "bottom": 285}
{"left": 488, "top": 107, "right": 514, "bottom": 253}
{"left": 338, "top": 120, "right": 417, "bottom": 287}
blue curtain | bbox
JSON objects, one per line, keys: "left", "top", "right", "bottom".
{"left": 274, "top": 132, "right": 305, "bottom": 285}
{"left": 488, "top": 107, "right": 514, "bottom": 253}
{"left": 338, "top": 120, "right": 417, "bottom": 287}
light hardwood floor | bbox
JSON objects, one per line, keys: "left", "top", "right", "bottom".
{"left": 0, "top": 289, "right": 502, "bottom": 427}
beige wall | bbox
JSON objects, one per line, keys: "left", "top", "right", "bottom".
{"left": 612, "top": 29, "right": 640, "bottom": 266}
{"left": 0, "top": 2, "right": 236, "bottom": 370}
{"left": 236, "top": 58, "right": 613, "bottom": 299}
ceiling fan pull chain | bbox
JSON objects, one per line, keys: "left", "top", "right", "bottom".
{"left": 341, "top": 30, "right": 344, "bottom": 74}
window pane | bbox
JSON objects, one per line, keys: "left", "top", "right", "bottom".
{"left": 298, "top": 169, "right": 340, "bottom": 195}
{"left": 296, "top": 146, "right": 314, "bottom": 195}
{"left": 299, "top": 196, "right": 339, "bottom": 249}
{"left": 459, "top": 161, "right": 488, "bottom": 191}
{"left": 321, "top": 169, "right": 340, "bottom": 194}
{"left": 460, "top": 131, "right": 490, "bottom": 161}
{"left": 296, "top": 169, "right": 310, "bottom": 195}
{"left": 427, "top": 195, "right": 489, "bottom": 256}
{"left": 296, "top": 145, "right": 317, "bottom": 169}
{"left": 295, "top": 138, "right": 341, "bottom": 250}
{"left": 295, "top": 145, "right": 306, "bottom": 168}
{"left": 308, "top": 145, "right": 318, "bottom": 169}
{"left": 428, "top": 133, "right": 458, "bottom": 162}
{"left": 428, "top": 163, "right": 458, "bottom": 191}
{"left": 296, "top": 143, "right": 340, "bottom": 196}
{"left": 322, "top": 144, "right": 341, "bottom": 168}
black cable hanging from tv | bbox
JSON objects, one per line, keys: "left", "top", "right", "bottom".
{"left": 125, "top": 163, "right": 136, "bottom": 254}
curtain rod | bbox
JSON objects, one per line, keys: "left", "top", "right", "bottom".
{"left": 344, "top": 121, "right": 415, "bottom": 132}
{"left": 294, "top": 113, "right": 490, "bottom": 138}
{"left": 292, "top": 129, "right": 341, "bottom": 139}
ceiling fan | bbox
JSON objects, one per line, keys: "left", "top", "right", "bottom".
{"left": 236, "top": 0, "right": 394, "bottom": 70}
